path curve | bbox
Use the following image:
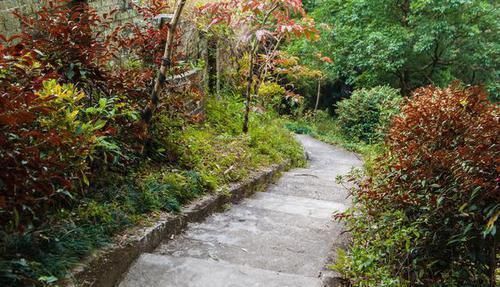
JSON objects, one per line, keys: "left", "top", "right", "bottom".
{"left": 119, "top": 135, "right": 362, "bottom": 287}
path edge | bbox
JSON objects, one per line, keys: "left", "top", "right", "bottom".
{"left": 63, "top": 160, "right": 291, "bottom": 287}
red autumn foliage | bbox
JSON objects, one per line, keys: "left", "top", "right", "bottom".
{"left": 13, "top": 0, "right": 118, "bottom": 95}
{"left": 0, "top": 0, "right": 202, "bottom": 230}
{"left": 115, "top": 0, "right": 170, "bottom": 67}
{"left": 388, "top": 85, "right": 499, "bottom": 206}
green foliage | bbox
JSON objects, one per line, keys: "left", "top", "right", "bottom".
{"left": 290, "top": 0, "right": 499, "bottom": 97}
{"left": 333, "top": 209, "right": 416, "bottom": 287}
{"left": 336, "top": 86, "right": 402, "bottom": 142}
{"left": 285, "top": 121, "right": 313, "bottom": 135}
{"left": 169, "top": 95, "right": 305, "bottom": 189}
{"left": 138, "top": 170, "right": 206, "bottom": 213}
{"left": 285, "top": 111, "right": 380, "bottom": 159}
{"left": 258, "top": 82, "right": 286, "bottom": 109}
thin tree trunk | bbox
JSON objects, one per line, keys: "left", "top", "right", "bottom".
{"left": 142, "top": 0, "right": 187, "bottom": 128}
{"left": 216, "top": 39, "right": 221, "bottom": 98}
{"left": 242, "top": 3, "right": 278, "bottom": 134}
{"left": 489, "top": 236, "right": 496, "bottom": 287}
{"left": 207, "top": 36, "right": 218, "bottom": 94}
{"left": 243, "top": 50, "right": 255, "bottom": 134}
{"left": 314, "top": 79, "right": 321, "bottom": 112}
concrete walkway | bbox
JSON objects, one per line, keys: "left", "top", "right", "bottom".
{"left": 119, "top": 135, "right": 362, "bottom": 287}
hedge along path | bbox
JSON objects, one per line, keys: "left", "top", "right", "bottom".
{"left": 119, "top": 135, "right": 362, "bottom": 287}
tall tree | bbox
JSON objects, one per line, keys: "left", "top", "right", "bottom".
{"left": 289, "top": 0, "right": 499, "bottom": 98}
{"left": 199, "top": 0, "right": 318, "bottom": 132}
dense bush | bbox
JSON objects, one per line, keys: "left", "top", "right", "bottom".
{"left": 258, "top": 82, "right": 286, "bottom": 109}
{"left": 0, "top": 0, "right": 155, "bottom": 231}
{"left": 336, "top": 85, "right": 499, "bottom": 286}
{"left": 336, "top": 86, "right": 402, "bottom": 142}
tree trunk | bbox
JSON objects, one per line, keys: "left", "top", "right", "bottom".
{"left": 216, "top": 39, "right": 221, "bottom": 97}
{"left": 489, "top": 236, "right": 496, "bottom": 287}
{"left": 399, "top": 69, "right": 411, "bottom": 96}
{"left": 314, "top": 79, "right": 321, "bottom": 112}
{"left": 207, "top": 36, "right": 218, "bottom": 94}
{"left": 142, "top": 0, "right": 187, "bottom": 143}
{"left": 243, "top": 51, "right": 255, "bottom": 134}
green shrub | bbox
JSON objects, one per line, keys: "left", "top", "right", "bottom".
{"left": 258, "top": 82, "right": 286, "bottom": 109}
{"left": 285, "top": 111, "right": 381, "bottom": 159}
{"left": 336, "top": 86, "right": 402, "bottom": 142}
{"left": 284, "top": 121, "right": 313, "bottom": 134}
{"left": 333, "top": 208, "right": 416, "bottom": 287}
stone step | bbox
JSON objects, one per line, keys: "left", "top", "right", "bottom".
{"left": 241, "top": 192, "right": 348, "bottom": 219}
{"left": 154, "top": 204, "right": 343, "bottom": 276}
{"left": 268, "top": 179, "right": 350, "bottom": 202}
{"left": 118, "top": 135, "right": 363, "bottom": 287}
{"left": 119, "top": 253, "right": 322, "bottom": 287}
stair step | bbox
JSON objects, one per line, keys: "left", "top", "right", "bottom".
{"left": 242, "top": 192, "right": 348, "bottom": 219}
{"left": 155, "top": 204, "right": 343, "bottom": 276}
{"left": 119, "top": 254, "right": 322, "bottom": 287}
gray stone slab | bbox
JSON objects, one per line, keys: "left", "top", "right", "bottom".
{"left": 267, "top": 179, "right": 349, "bottom": 202}
{"left": 155, "top": 205, "right": 343, "bottom": 276}
{"left": 118, "top": 135, "right": 362, "bottom": 286}
{"left": 242, "top": 193, "right": 348, "bottom": 219}
{"left": 119, "top": 254, "right": 322, "bottom": 287}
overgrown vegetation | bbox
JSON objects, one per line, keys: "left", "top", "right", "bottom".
{"left": 0, "top": 1, "right": 305, "bottom": 286}
{"left": 0, "top": 93, "right": 304, "bottom": 286}
{"left": 1, "top": 0, "right": 498, "bottom": 286}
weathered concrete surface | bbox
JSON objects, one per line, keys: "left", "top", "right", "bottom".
{"left": 119, "top": 135, "right": 362, "bottom": 287}
{"left": 64, "top": 162, "right": 288, "bottom": 287}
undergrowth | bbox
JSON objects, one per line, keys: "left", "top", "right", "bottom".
{"left": 0, "top": 95, "right": 304, "bottom": 287}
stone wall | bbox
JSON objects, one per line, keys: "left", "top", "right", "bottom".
{"left": 0, "top": 0, "right": 140, "bottom": 37}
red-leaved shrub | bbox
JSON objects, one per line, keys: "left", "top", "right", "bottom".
{"left": 0, "top": 0, "right": 202, "bottom": 230}
{"left": 0, "top": 45, "right": 87, "bottom": 230}
{"left": 352, "top": 84, "right": 499, "bottom": 285}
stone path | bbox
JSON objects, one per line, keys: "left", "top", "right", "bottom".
{"left": 119, "top": 135, "right": 362, "bottom": 287}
